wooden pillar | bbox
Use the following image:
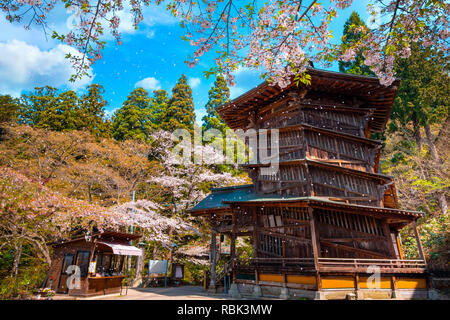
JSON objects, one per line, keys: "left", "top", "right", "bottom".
{"left": 382, "top": 219, "right": 397, "bottom": 258}
{"left": 390, "top": 275, "right": 399, "bottom": 298}
{"left": 391, "top": 276, "right": 397, "bottom": 291}
{"left": 230, "top": 233, "right": 236, "bottom": 267}
{"left": 252, "top": 207, "right": 258, "bottom": 259}
{"left": 308, "top": 207, "right": 320, "bottom": 270}
{"left": 230, "top": 209, "right": 237, "bottom": 282}
{"left": 209, "top": 230, "right": 217, "bottom": 288}
{"left": 395, "top": 231, "right": 404, "bottom": 260}
{"left": 203, "top": 270, "right": 208, "bottom": 291}
{"left": 316, "top": 272, "right": 322, "bottom": 291}
{"left": 411, "top": 220, "right": 426, "bottom": 263}
{"left": 255, "top": 269, "right": 259, "bottom": 285}
{"left": 230, "top": 209, "right": 237, "bottom": 267}
{"left": 355, "top": 274, "right": 360, "bottom": 291}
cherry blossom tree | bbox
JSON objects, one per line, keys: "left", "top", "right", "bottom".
{"left": 0, "top": 166, "right": 200, "bottom": 276}
{"left": 2, "top": 1, "right": 447, "bottom": 86}
{"left": 109, "top": 199, "right": 199, "bottom": 244}
{"left": 147, "top": 130, "right": 244, "bottom": 217}
{"left": 0, "top": 166, "right": 111, "bottom": 271}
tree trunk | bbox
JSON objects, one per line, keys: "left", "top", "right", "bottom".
{"left": 11, "top": 239, "right": 23, "bottom": 278}
{"left": 412, "top": 112, "right": 423, "bottom": 152}
{"left": 424, "top": 123, "right": 448, "bottom": 214}
{"left": 167, "top": 226, "right": 174, "bottom": 277}
{"left": 438, "top": 193, "right": 448, "bottom": 215}
{"left": 413, "top": 120, "right": 423, "bottom": 152}
{"left": 424, "top": 124, "right": 440, "bottom": 162}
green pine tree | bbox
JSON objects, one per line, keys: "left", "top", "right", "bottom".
{"left": 20, "top": 86, "right": 59, "bottom": 127}
{"left": 390, "top": 43, "right": 449, "bottom": 139}
{"left": 388, "top": 42, "right": 449, "bottom": 214}
{"left": 111, "top": 87, "right": 152, "bottom": 141}
{"left": 202, "top": 74, "right": 230, "bottom": 132}
{"left": 161, "top": 74, "right": 196, "bottom": 134}
{"left": 149, "top": 89, "right": 169, "bottom": 129}
{"left": 24, "top": 88, "right": 81, "bottom": 131}
{"left": 339, "top": 11, "right": 375, "bottom": 76}
{"left": 79, "top": 84, "right": 110, "bottom": 137}
{"left": 0, "top": 94, "right": 21, "bottom": 123}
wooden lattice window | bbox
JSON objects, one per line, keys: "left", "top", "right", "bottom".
{"left": 317, "top": 209, "right": 384, "bottom": 236}
{"left": 258, "top": 233, "right": 283, "bottom": 257}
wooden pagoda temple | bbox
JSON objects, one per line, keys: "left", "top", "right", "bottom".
{"left": 189, "top": 68, "right": 429, "bottom": 300}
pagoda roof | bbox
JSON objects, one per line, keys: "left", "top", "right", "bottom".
{"left": 242, "top": 158, "right": 393, "bottom": 182}
{"left": 189, "top": 184, "right": 423, "bottom": 220}
{"left": 217, "top": 67, "right": 400, "bottom": 133}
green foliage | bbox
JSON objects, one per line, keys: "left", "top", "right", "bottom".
{"left": 339, "top": 11, "right": 375, "bottom": 76}
{"left": 0, "top": 245, "right": 48, "bottom": 299}
{"left": 391, "top": 43, "right": 449, "bottom": 131}
{"left": 0, "top": 95, "right": 21, "bottom": 123}
{"left": 161, "top": 74, "right": 196, "bottom": 134}
{"left": 79, "top": 84, "right": 111, "bottom": 137}
{"left": 202, "top": 74, "right": 230, "bottom": 132}
{"left": 401, "top": 215, "right": 449, "bottom": 268}
{"left": 111, "top": 87, "right": 153, "bottom": 141}
{"left": 20, "top": 86, "right": 60, "bottom": 127}
{"left": 149, "top": 89, "right": 170, "bottom": 127}
{"left": 18, "top": 85, "right": 110, "bottom": 137}
{"left": 183, "top": 261, "right": 207, "bottom": 285}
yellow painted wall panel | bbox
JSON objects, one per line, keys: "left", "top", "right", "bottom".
{"left": 259, "top": 274, "right": 283, "bottom": 283}
{"left": 286, "top": 275, "right": 316, "bottom": 285}
{"left": 396, "top": 278, "right": 427, "bottom": 289}
{"left": 321, "top": 277, "right": 355, "bottom": 289}
{"left": 359, "top": 277, "right": 391, "bottom": 289}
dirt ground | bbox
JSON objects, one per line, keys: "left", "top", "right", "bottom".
{"left": 54, "top": 286, "right": 229, "bottom": 300}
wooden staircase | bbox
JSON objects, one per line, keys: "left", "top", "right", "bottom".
{"left": 215, "top": 260, "right": 232, "bottom": 293}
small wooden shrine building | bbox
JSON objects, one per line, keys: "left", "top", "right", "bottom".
{"left": 46, "top": 231, "right": 142, "bottom": 297}
{"left": 189, "top": 68, "right": 429, "bottom": 300}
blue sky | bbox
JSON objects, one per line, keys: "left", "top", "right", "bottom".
{"left": 0, "top": 1, "right": 374, "bottom": 124}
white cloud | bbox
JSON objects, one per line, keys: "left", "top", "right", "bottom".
{"left": 188, "top": 77, "right": 201, "bottom": 88}
{"left": 103, "top": 3, "right": 177, "bottom": 38}
{"left": 135, "top": 77, "right": 161, "bottom": 91}
{"left": 142, "top": 5, "right": 178, "bottom": 26}
{"left": 0, "top": 40, "right": 93, "bottom": 97}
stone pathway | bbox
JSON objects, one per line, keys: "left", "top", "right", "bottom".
{"left": 54, "top": 286, "right": 229, "bottom": 300}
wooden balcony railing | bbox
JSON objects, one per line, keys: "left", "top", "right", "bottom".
{"left": 233, "top": 257, "right": 426, "bottom": 274}
{"left": 318, "top": 258, "right": 426, "bottom": 273}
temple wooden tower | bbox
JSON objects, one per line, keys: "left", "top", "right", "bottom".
{"left": 190, "top": 68, "right": 429, "bottom": 300}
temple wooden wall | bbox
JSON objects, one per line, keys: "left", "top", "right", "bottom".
{"left": 256, "top": 95, "right": 372, "bottom": 138}
{"left": 233, "top": 205, "right": 398, "bottom": 261}
{"left": 248, "top": 126, "right": 380, "bottom": 173}
{"left": 316, "top": 208, "right": 394, "bottom": 259}
{"left": 254, "top": 162, "right": 387, "bottom": 206}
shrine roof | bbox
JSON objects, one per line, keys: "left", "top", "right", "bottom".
{"left": 189, "top": 184, "right": 422, "bottom": 219}
{"left": 217, "top": 67, "right": 400, "bottom": 133}
{"left": 222, "top": 196, "right": 423, "bottom": 219}
{"left": 189, "top": 184, "right": 273, "bottom": 214}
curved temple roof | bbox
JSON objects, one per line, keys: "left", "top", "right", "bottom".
{"left": 217, "top": 68, "right": 400, "bottom": 133}
{"left": 189, "top": 184, "right": 423, "bottom": 220}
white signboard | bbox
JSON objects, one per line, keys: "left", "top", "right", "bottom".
{"left": 148, "top": 260, "right": 168, "bottom": 274}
